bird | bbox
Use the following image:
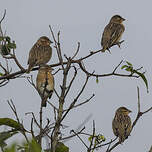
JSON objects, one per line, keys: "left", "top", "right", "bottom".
{"left": 36, "top": 65, "right": 54, "bottom": 107}
{"left": 27, "top": 36, "right": 53, "bottom": 73}
{"left": 101, "top": 15, "right": 125, "bottom": 53}
{"left": 112, "top": 107, "right": 132, "bottom": 143}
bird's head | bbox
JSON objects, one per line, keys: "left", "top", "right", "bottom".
{"left": 110, "top": 15, "right": 125, "bottom": 24}
{"left": 37, "top": 36, "right": 53, "bottom": 46}
{"left": 116, "top": 107, "right": 132, "bottom": 115}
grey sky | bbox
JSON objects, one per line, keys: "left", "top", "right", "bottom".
{"left": 0, "top": 0, "right": 152, "bottom": 151}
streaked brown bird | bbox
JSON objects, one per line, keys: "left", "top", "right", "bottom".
{"left": 101, "top": 15, "right": 125, "bottom": 53}
{"left": 112, "top": 107, "right": 132, "bottom": 143}
{"left": 27, "top": 36, "right": 53, "bottom": 73}
{"left": 36, "top": 65, "right": 54, "bottom": 107}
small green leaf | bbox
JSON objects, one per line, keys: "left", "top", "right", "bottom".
{"left": 1, "top": 45, "right": 10, "bottom": 55}
{"left": 7, "top": 43, "right": 16, "bottom": 49}
{"left": 126, "top": 61, "right": 132, "bottom": 66}
{"left": 133, "top": 70, "right": 149, "bottom": 93}
{"left": 88, "top": 135, "right": 93, "bottom": 142}
{"left": 0, "top": 118, "right": 24, "bottom": 131}
{"left": 5, "top": 36, "right": 11, "bottom": 43}
{"left": 96, "top": 77, "right": 99, "bottom": 83}
{"left": 121, "top": 65, "right": 128, "bottom": 69}
{"left": 0, "top": 36, "right": 4, "bottom": 41}
{"left": 125, "top": 67, "right": 133, "bottom": 72}
{"left": 0, "top": 72, "right": 4, "bottom": 76}
{"left": 97, "top": 135, "right": 106, "bottom": 142}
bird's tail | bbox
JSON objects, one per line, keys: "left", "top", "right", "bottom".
{"left": 101, "top": 47, "right": 111, "bottom": 54}
{"left": 41, "top": 97, "right": 47, "bottom": 107}
{"left": 100, "top": 47, "right": 106, "bottom": 52}
{"left": 49, "top": 91, "right": 53, "bottom": 99}
{"left": 119, "top": 135, "right": 126, "bottom": 143}
{"left": 26, "top": 65, "right": 33, "bottom": 74}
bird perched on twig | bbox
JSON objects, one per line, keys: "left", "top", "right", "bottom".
{"left": 27, "top": 36, "right": 53, "bottom": 73}
{"left": 36, "top": 65, "right": 54, "bottom": 107}
{"left": 112, "top": 107, "right": 132, "bottom": 143}
{"left": 101, "top": 15, "right": 125, "bottom": 53}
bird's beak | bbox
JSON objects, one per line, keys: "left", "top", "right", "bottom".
{"left": 122, "top": 18, "right": 125, "bottom": 21}
{"left": 50, "top": 40, "right": 53, "bottom": 44}
{"left": 128, "top": 110, "right": 132, "bottom": 113}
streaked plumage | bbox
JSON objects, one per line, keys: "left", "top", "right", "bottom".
{"left": 101, "top": 15, "right": 125, "bottom": 53}
{"left": 36, "top": 65, "right": 54, "bottom": 107}
{"left": 112, "top": 107, "right": 132, "bottom": 143}
{"left": 27, "top": 36, "right": 53, "bottom": 73}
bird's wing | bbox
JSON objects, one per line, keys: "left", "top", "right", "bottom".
{"left": 109, "top": 23, "right": 125, "bottom": 46}
{"left": 101, "top": 23, "right": 112, "bottom": 48}
{"left": 124, "top": 116, "right": 132, "bottom": 137}
{"left": 27, "top": 44, "right": 38, "bottom": 65}
{"left": 112, "top": 118, "right": 119, "bottom": 136}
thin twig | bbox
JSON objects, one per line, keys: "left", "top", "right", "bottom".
{"left": 64, "top": 66, "right": 77, "bottom": 98}
{"left": 61, "top": 75, "right": 90, "bottom": 122}
{"left": 88, "top": 120, "right": 95, "bottom": 152}
{"left": 7, "top": 100, "right": 29, "bottom": 143}
{"left": 71, "top": 42, "right": 80, "bottom": 60}
{"left": 71, "top": 129, "right": 89, "bottom": 149}
{"left": 63, "top": 94, "right": 94, "bottom": 112}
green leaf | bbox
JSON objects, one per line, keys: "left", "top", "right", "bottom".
{"left": 133, "top": 70, "right": 149, "bottom": 93}
{"left": 96, "top": 77, "right": 99, "bottom": 83}
{"left": 0, "top": 141, "right": 7, "bottom": 148}
{"left": 7, "top": 43, "right": 16, "bottom": 49}
{"left": 5, "top": 36, "right": 11, "bottom": 43}
{"left": 0, "top": 72, "right": 4, "bottom": 76}
{"left": 0, "top": 36, "right": 4, "bottom": 41}
{"left": 0, "top": 118, "right": 24, "bottom": 131}
{"left": 55, "top": 142, "right": 69, "bottom": 152}
{"left": 126, "top": 61, "right": 132, "bottom": 66}
{"left": 97, "top": 135, "right": 106, "bottom": 142}
{"left": 1, "top": 45, "right": 10, "bottom": 55}
{"left": 29, "top": 139, "right": 41, "bottom": 152}
{"left": 125, "top": 67, "right": 133, "bottom": 72}
{"left": 4, "top": 143, "right": 16, "bottom": 152}
{"left": 88, "top": 135, "right": 93, "bottom": 142}
{"left": 0, "top": 131, "right": 18, "bottom": 143}
{"left": 121, "top": 65, "right": 128, "bottom": 69}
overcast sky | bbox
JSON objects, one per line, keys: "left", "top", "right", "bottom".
{"left": 0, "top": 0, "right": 152, "bottom": 151}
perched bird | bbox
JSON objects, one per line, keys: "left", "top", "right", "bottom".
{"left": 36, "top": 65, "right": 54, "bottom": 107}
{"left": 27, "top": 36, "right": 53, "bottom": 73}
{"left": 101, "top": 15, "right": 125, "bottom": 53}
{"left": 112, "top": 107, "right": 132, "bottom": 143}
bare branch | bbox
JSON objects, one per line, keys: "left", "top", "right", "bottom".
{"left": 49, "top": 25, "right": 64, "bottom": 70}
{"left": 48, "top": 101, "right": 58, "bottom": 111}
{"left": 0, "top": 9, "right": 6, "bottom": 24}
{"left": 71, "top": 42, "right": 80, "bottom": 60}
{"left": 78, "top": 60, "right": 139, "bottom": 78}
{"left": 113, "top": 60, "right": 123, "bottom": 73}
{"left": 7, "top": 100, "right": 29, "bottom": 143}
{"left": 88, "top": 120, "right": 96, "bottom": 152}
{"left": 63, "top": 94, "right": 95, "bottom": 112}
{"left": 64, "top": 66, "right": 77, "bottom": 98}
{"left": 61, "top": 75, "right": 90, "bottom": 122}
{"left": 71, "top": 129, "right": 89, "bottom": 149}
